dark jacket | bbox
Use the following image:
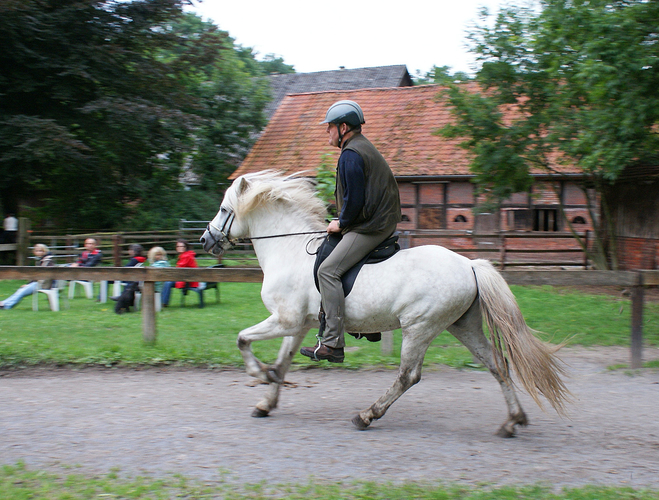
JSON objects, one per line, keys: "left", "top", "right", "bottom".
{"left": 336, "top": 134, "right": 401, "bottom": 234}
{"left": 76, "top": 249, "right": 102, "bottom": 267}
{"left": 126, "top": 256, "right": 146, "bottom": 267}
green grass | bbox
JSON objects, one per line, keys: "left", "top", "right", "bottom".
{"left": 0, "top": 280, "right": 657, "bottom": 370}
{"left": 2, "top": 462, "right": 658, "bottom": 499}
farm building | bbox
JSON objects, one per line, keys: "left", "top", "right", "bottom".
{"left": 605, "top": 165, "right": 659, "bottom": 270}
{"left": 231, "top": 85, "right": 656, "bottom": 270}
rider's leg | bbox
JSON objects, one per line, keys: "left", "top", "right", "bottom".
{"left": 317, "top": 226, "right": 395, "bottom": 349}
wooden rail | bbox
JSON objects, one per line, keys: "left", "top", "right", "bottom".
{"left": 402, "top": 230, "right": 590, "bottom": 269}
{"left": 0, "top": 266, "right": 656, "bottom": 368}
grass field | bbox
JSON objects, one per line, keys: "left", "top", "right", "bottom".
{"left": 0, "top": 279, "right": 657, "bottom": 370}
{"left": 2, "top": 462, "right": 659, "bottom": 500}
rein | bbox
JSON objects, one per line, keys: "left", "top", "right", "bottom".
{"left": 206, "top": 214, "right": 325, "bottom": 251}
{"left": 246, "top": 230, "right": 326, "bottom": 241}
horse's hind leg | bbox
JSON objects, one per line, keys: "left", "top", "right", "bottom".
{"left": 352, "top": 324, "right": 435, "bottom": 430}
{"left": 447, "top": 298, "right": 528, "bottom": 437}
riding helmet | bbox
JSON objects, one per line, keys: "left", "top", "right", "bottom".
{"left": 320, "top": 100, "right": 365, "bottom": 126}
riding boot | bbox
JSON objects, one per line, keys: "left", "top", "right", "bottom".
{"left": 317, "top": 308, "right": 326, "bottom": 338}
{"left": 299, "top": 307, "right": 345, "bottom": 363}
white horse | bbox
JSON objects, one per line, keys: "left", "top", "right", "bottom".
{"left": 200, "top": 171, "right": 570, "bottom": 437}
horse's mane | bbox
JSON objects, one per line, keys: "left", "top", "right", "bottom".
{"left": 233, "top": 170, "right": 328, "bottom": 224}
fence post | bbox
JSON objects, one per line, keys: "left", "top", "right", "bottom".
{"left": 113, "top": 234, "right": 122, "bottom": 266}
{"left": 66, "top": 235, "right": 74, "bottom": 263}
{"left": 16, "top": 218, "right": 30, "bottom": 266}
{"left": 142, "top": 280, "right": 157, "bottom": 344}
{"left": 583, "top": 230, "right": 590, "bottom": 269}
{"left": 630, "top": 273, "right": 644, "bottom": 369}
{"left": 499, "top": 232, "right": 506, "bottom": 270}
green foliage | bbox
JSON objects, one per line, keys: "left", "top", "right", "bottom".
{"left": 440, "top": 0, "right": 659, "bottom": 269}
{"left": 314, "top": 154, "right": 337, "bottom": 217}
{"left": 259, "top": 53, "right": 296, "bottom": 74}
{"left": 413, "top": 65, "right": 473, "bottom": 85}
{"left": 0, "top": 3, "right": 278, "bottom": 230}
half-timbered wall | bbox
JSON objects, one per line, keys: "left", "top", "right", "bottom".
{"left": 396, "top": 179, "right": 595, "bottom": 233}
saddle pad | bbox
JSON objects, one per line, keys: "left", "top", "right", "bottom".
{"left": 313, "top": 233, "right": 400, "bottom": 297}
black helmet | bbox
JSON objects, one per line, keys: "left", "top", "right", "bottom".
{"left": 320, "top": 100, "right": 365, "bottom": 127}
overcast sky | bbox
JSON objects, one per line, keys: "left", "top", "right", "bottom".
{"left": 187, "top": 0, "right": 506, "bottom": 76}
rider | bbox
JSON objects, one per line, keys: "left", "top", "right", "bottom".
{"left": 300, "top": 100, "right": 401, "bottom": 363}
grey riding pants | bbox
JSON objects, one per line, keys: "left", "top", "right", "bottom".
{"left": 317, "top": 223, "right": 398, "bottom": 348}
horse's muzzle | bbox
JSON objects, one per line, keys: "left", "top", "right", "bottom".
{"left": 200, "top": 230, "right": 225, "bottom": 257}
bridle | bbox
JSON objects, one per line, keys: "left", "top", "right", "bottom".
{"left": 204, "top": 207, "right": 236, "bottom": 250}
{"left": 205, "top": 207, "right": 325, "bottom": 251}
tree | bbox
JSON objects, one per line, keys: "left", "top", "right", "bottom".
{"left": 0, "top": 1, "right": 271, "bottom": 230}
{"left": 413, "top": 65, "right": 472, "bottom": 85}
{"left": 259, "top": 53, "right": 296, "bottom": 75}
{"left": 440, "top": 0, "right": 659, "bottom": 269}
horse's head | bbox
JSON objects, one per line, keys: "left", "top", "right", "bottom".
{"left": 200, "top": 175, "right": 250, "bottom": 256}
{"left": 200, "top": 170, "right": 328, "bottom": 256}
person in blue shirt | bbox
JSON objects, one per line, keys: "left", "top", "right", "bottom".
{"left": 0, "top": 244, "right": 55, "bottom": 309}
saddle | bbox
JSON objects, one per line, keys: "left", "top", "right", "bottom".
{"left": 313, "top": 232, "right": 400, "bottom": 343}
{"left": 313, "top": 232, "right": 400, "bottom": 297}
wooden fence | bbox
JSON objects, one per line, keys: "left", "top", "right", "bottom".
{"left": 2, "top": 219, "right": 221, "bottom": 266}
{"left": 400, "top": 230, "right": 590, "bottom": 269}
{"left": 3, "top": 218, "right": 594, "bottom": 269}
{"left": 0, "top": 266, "right": 656, "bottom": 369}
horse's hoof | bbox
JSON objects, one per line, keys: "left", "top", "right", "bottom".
{"left": 265, "top": 367, "right": 283, "bottom": 384}
{"left": 514, "top": 412, "right": 529, "bottom": 427}
{"left": 352, "top": 414, "right": 370, "bottom": 430}
{"left": 496, "top": 425, "right": 515, "bottom": 438}
{"left": 251, "top": 407, "right": 270, "bottom": 418}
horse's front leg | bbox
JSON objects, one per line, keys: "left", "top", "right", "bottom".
{"left": 252, "top": 331, "right": 310, "bottom": 418}
{"left": 237, "top": 315, "right": 303, "bottom": 383}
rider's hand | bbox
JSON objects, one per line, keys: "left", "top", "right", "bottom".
{"left": 327, "top": 219, "right": 341, "bottom": 233}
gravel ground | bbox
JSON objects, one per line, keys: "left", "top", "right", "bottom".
{"left": 1, "top": 346, "right": 658, "bottom": 488}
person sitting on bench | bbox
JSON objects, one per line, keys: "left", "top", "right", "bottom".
{"left": 161, "top": 239, "right": 199, "bottom": 307}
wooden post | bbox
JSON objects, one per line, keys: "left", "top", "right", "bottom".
{"left": 583, "top": 230, "right": 590, "bottom": 269}
{"left": 381, "top": 331, "right": 394, "bottom": 356}
{"left": 113, "top": 234, "right": 122, "bottom": 267}
{"left": 66, "top": 235, "right": 74, "bottom": 263}
{"left": 141, "top": 281, "right": 157, "bottom": 344}
{"left": 630, "top": 275, "right": 644, "bottom": 369}
{"left": 16, "top": 218, "right": 30, "bottom": 266}
{"left": 499, "top": 232, "right": 507, "bottom": 270}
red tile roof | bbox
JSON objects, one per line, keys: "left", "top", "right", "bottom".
{"left": 231, "top": 85, "right": 578, "bottom": 179}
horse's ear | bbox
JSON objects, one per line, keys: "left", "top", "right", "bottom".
{"left": 236, "top": 176, "right": 250, "bottom": 195}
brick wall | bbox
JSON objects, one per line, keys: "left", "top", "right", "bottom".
{"left": 617, "top": 237, "right": 658, "bottom": 270}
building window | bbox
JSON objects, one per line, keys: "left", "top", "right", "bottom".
{"left": 401, "top": 214, "right": 411, "bottom": 222}
{"left": 418, "top": 207, "right": 444, "bottom": 229}
{"left": 454, "top": 215, "right": 467, "bottom": 223}
{"left": 507, "top": 209, "right": 531, "bottom": 230}
{"left": 533, "top": 209, "right": 558, "bottom": 231}
{"left": 572, "top": 216, "right": 586, "bottom": 224}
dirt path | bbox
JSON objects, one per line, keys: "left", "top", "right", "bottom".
{"left": 1, "top": 346, "right": 658, "bottom": 488}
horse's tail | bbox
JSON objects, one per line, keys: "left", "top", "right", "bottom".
{"left": 471, "top": 259, "right": 571, "bottom": 416}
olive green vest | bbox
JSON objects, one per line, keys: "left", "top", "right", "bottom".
{"left": 336, "top": 134, "right": 401, "bottom": 234}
